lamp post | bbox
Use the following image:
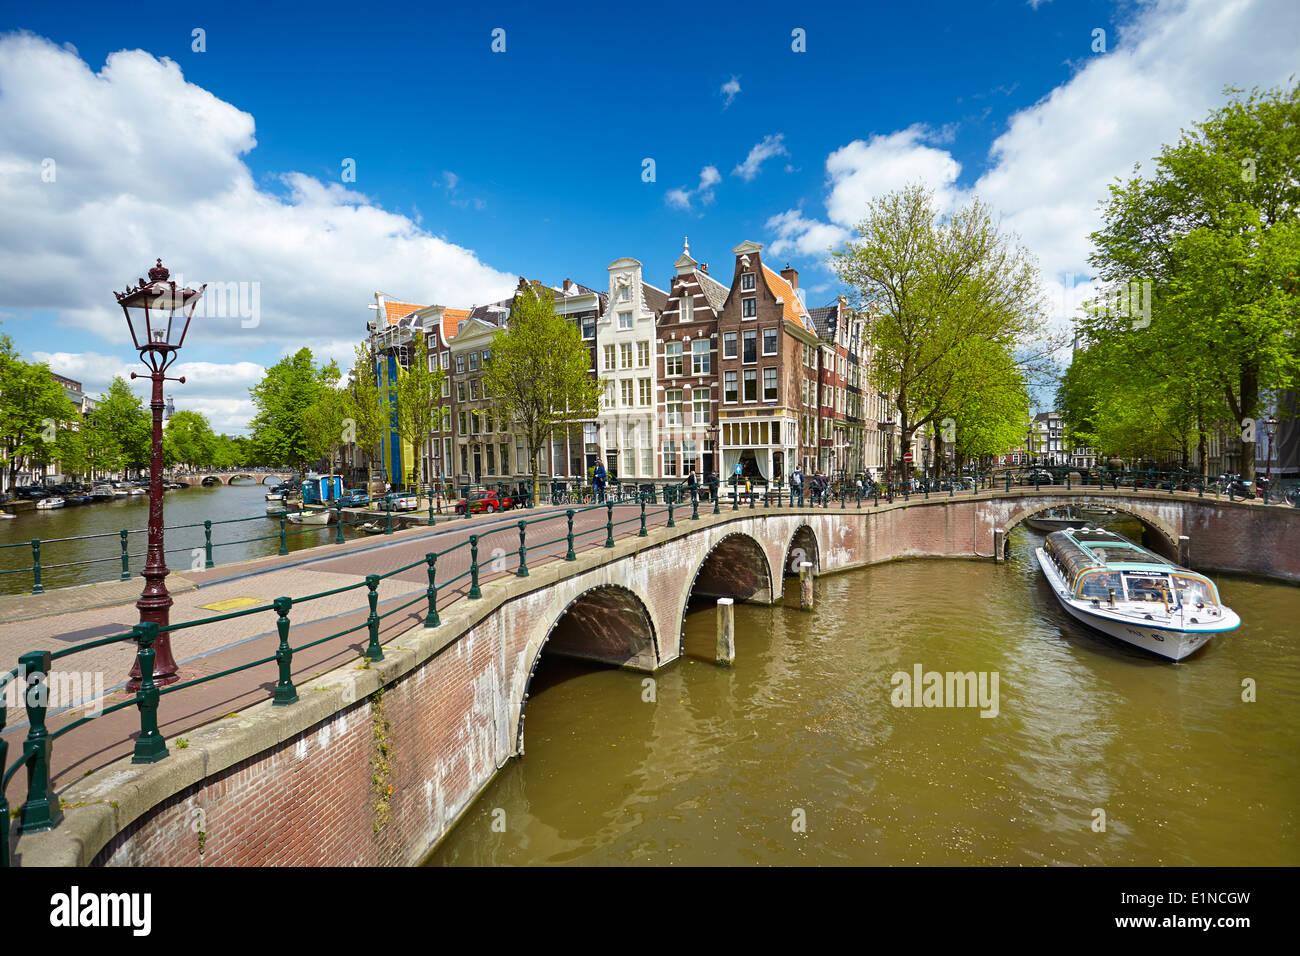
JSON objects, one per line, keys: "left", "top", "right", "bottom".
{"left": 882, "top": 417, "right": 895, "bottom": 495}
{"left": 115, "top": 259, "right": 205, "bottom": 690}
{"left": 1265, "top": 417, "right": 1278, "bottom": 485}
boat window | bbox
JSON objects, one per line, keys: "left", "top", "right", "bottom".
{"left": 1172, "top": 574, "right": 1217, "bottom": 607}
{"left": 1077, "top": 570, "right": 1121, "bottom": 600}
{"left": 1122, "top": 572, "right": 1173, "bottom": 603}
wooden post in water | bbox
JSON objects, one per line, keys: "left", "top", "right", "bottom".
{"left": 799, "top": 560, "right": 814, "bottom": 611}
{"left": 715, "top": 598, "right": 735, "bottom": 666}
{"left": 1178, "top": 534, "right": 1190, "bottom": 567}
{"left": 993, "top": 529, "right": 1005, "bottom": 563}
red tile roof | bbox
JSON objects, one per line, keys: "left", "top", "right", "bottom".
{"left": 383, "top": 300, "right": 424, "bottom": 324}
{"left": 761, "top": 266, "right": 810, "bottom": 328}
{"left": 442, "top": 308, "right": 470, "bottom": 341}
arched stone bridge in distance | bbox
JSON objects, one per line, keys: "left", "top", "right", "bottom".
{"left": 169, "top": 470, "right": 292, "bottom": 486}
{"left": 33, "top": 486, "right": 1300, "bottom": 867}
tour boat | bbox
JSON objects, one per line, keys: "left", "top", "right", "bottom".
{"left": 1024, "top": 506, "right": 1091, "bottom": 533}
{"left": 35, "top": 496, "right": 65, "bottom": 509}
{"left": 1036, "top": 527, "right": 1239, "bottom": 661}
{"left": 91, "top": 484, "right": 115, "bottom": 500}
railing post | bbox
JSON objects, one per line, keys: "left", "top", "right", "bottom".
{"left": 0, "top": 673, "right": 9, "bottom": 864}
{"left": 385, "top": 502, "right": 393, "bottom": 534}
{"left": 712, "top": 479, "right": 721, "bottom": 515}
{"left": 468, "top": 535, "right": 482, "bottom": 598}
{"left": 732, "top": 479, "right": 739, "bottom": 511}
{"left": 203, "top": 520, "right": 215, "bottom": 569}
{"left": 566, "top": 510, "right": 577, "bottom": 560}
{"left": 30, "top": 539, "right": 43, "bottom": 595}
{"left": 638, "top": 497, "right": 648, "bottom": 536}
{"left": 667, "top": 496, "right": 676, "bottom": 528}
{"left": 336, "top": 501, "right": 345, "bottom": 543}
{"left": 120, "top": 529, "right": 130, "bottom": 581}
{"left": 272, "top": 596, "right": 299, "bottom": 705}
{"left": 365, "top": 574, "right": 385, "bottom": 659}
{"left": 692, "top": 486, "right": 700, "bottom": 520}
{"left": 463, "top": 485, "right": 471, "bottom": 520}
{"left": 424, "top": 552, "right": 440, "bottom": 627}
{"left": 605, "top": 502, "right": 615, "bottom": 547}
{"left": 17, "top": 650, "right": 62, "bottom": 831}
{"left": 130, "top": 623, "right": 168, "bottom": 764}
{"left": 279, "top": 513, "right": 289, "bottom": 555}
{"left": 517, "top": 521, "right": 529, "bottom": 577}
{"left": 428, "top": 493, "right": 436, "bottom": 526}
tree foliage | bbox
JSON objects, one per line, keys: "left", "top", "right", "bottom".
{"left": 248, "top": 348, "right": 340, "bottom": 477}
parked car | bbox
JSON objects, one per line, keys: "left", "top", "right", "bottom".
{"left": 337, "top": 489, "right": 370, "bottom": 507}
{"left": 454, "top": 490, "right": 514, "bottom": 515}
{"left": 1018, "top": 470, "right": 1055, "bottom": 485}
{"left": 15, "top": 485, "right": 49, "bottom": 500}
{"left": 376, "top": 493, "right": 419, "bottom": 512}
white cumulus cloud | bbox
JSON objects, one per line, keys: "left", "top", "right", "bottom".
{"left": 733, "top": 134, "right": 790, "bottom": 182}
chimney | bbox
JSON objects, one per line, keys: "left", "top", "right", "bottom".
{"left": 563, "top": 278, "right": 574, "bottom": 293}
{"left": 700, "top": 263, "right": 708, "bottom": 274}
{"left": 781, "top": 264, "right": 799, "bottom": 290}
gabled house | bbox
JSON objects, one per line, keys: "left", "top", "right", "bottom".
{"left": 656, "top": 239, "right": 729, "bottom": 479}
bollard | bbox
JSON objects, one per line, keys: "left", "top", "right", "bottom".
{"left": 364, "top": 575, "right": 384, "bottom": 659}
{"left": 566, "top": 510, "right": 577, "bottom": 560}
{"left": 130, "top": 623, "right": 169, "bottom": 764}
{"left": 272, "top": 596, "right": 299, "bottom": 705}
{"left": 424, "top": 552, "right": 440, "bottom": 627}
{"left": 30, "top": 539, "right": 43, "bottom": 595}
{"left": 798, "top": 561, "right": 814, "bottom": 611}
{"left": 639, "top": 498, "right": 648, "bottom": 536}
{"left": 993, "top": 529, "right": 1005, "bottom": 563}
{"left": 336, "top": 502, "right": 345, "bottom": 543}
{"left": 667, "top": 497, "right": 676, "bottom": 529}
{"left": 17, "top": 650, "right": 63, "bottom": 831}
{"left": 204, "top": 520, "right": 215, "bottom": 568}
{"left": 468, "top": 536, "right": 482, "bottom": 598}
{"left": 605, "top": 502, "right": 615, "bottom": 548}
{"left": 715, "top": 598, "right": 735, "bottom": 666}
{"left": 120, "top": 529, "right": 130, "bottom": 581}
{"left": 279, "top": 514, "right": 288, "bottom": 555}
{"left": 517, "top": 521, "right": 529, "bottom": 577}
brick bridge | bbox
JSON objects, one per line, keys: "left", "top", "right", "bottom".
{"left": 19, "top": 488, "right": 1298, "bottom": 867}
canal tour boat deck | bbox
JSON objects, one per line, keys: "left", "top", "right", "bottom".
{"left": 1035, "top": 527, "right": 1240, "bottom": 661}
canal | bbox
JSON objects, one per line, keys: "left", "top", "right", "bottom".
{"left": 425, "top": 518, "right": 1300, "bottom": 866}
{"left": 0, "top": 482, "right": 371, "bottom": 594}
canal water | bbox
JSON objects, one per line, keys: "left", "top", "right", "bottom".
{"left": 0, "top": 482, "right": 369, "bottom": 595}
{"left": 425, "top": 518, "right": 1300, "bottom": 866}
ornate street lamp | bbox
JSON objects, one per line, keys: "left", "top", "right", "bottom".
{"left": 1265, "top": 417, "right": 1278, "bottom": 486}
{"left": 115, "top": 259, "right": 205, "bottom": 690}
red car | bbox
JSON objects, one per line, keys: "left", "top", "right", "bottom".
{"left": 454, "top": 490, "right": 514, "bottom": 514}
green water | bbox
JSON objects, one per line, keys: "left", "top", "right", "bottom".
{"left": 425, "top": 520, "right": 1300, "bottom": 866}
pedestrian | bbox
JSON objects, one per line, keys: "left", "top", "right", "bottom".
{"left": 790, "top": 466, "right": 803, "bottom": 505}
{"left": 593, "top": 459, "right": 607, "bottom": 504}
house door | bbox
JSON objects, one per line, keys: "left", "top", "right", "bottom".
{"left": 473, "top": 450, "right": 482, "bottom": 482}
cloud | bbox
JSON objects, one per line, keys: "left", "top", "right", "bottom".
{"left": 720, "top": 75, "right": 741, "bottom": 108}
{"left": 0, "top": 33, "right": 517, "bottom": 390}
{"left": 440, "top": 170, "right": 459, "bottom": 190}
{"left": 766, "top": 209, "right": 850, "bottom": 258}
{"left": 764, "top": 0, "right": 1298, "bottom": 345}
{"left": 733, "top": 134, "right": 789, "bottom": 182}
{"left": 665, "top": 165, "right": 722, "bottom": 211}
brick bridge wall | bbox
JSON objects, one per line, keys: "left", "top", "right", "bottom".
{"left": 18, "top": 492, "right": 1297, "bottom": 867}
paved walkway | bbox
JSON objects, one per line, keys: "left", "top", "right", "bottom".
{"left": 1, "top": 498, "right": 693, "bottom": 812}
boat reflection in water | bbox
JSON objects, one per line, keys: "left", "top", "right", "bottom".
{"left": 1036, "top": 527, "right": 1240, "bottom": 661}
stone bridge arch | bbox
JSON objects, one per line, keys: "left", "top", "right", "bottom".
{"left": 1000, "top": 497, "right": 1182, "bottom": 559}
{"left": 783, "top": 524, "right": 820, "bottom": 576}
{"left": 513, "top": 583, "right": 657, "bottom": 752}
{"left": 678, "top": 531, "right": 774, "bottom": 652}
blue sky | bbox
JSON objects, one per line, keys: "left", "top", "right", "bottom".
{"left": 1, "top": 0, "right": 1297, "bottom": 431}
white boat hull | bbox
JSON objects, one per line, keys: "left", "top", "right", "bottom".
{"left": 36, "top": 498, "right": 65, "bottom": 509}
{"left": 1036, "top": 547, "right": 1238, "bottom": 661}
{"left": 286, "top": 510, "right": 333, "bottom": 525}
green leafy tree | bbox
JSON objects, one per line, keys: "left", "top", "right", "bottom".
{"left": 84, "top": 377, "right": 151, "bottom": 478}
{"left": 482, "top": 286, "right": 604, "bottom": 504}
{"left": 831, "top": 185, "right": 1050, "bottom": 481}
{"left": 248, "top": 348, "right": 340, "bottom": 477}
{"left": 164, "top": 410, "right": 218, "bottom": 469}
{"left": 0, "top": 336, "right": 82, "bottom": 489}
{"left": 1088, "top": 82, "right": 1300, "bottom": 479}
{"left": 344, "top": 342, "right": 389, "bottom": 487}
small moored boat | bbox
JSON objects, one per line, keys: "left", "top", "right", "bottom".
{"left": 1036, "top": 527, "right": 1239, "bottom": 661}
{"left": 36, "top": 497, "right": 65, "bottom": 509}
{"left": 285, "top": 509, "right": 334, "bottom": 525}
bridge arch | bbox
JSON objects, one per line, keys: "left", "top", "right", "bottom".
{"left": 677, "top": 532, "right": 774, "bottom": 653}
{"left": 1002, "top": 499, "right": 1181, "bottom": 559}
{"left": 513, "top": 583, "right": 657, "bottom": 751}
{"left": 783, "top": 524, "right": 820, "bottom": 576}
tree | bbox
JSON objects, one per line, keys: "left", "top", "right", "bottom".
{"left": 0, "top": 335, "right": 81, "bottom": 489}
{"left": 247, "top": 348, "right": 340, "bottom": 477}
{"left": 343, "top": 342, "right": 387, "bottom": 486}
{"left": 301, "top": 385, "right": 348, "bottom": 474}
{"left": 393, "top": 330, "right": 444, "bottom": 488}
{"left": 830, "top": 185, "right": 1049, "bottom": 481}
{"left": 164, "top": 410, "right": 217, "bottom": 469}
{"left": 482, "top": 286, "right": 604, "bottom": 504}
{"left": 85, "top": 377, "right": 151, "bottom": 478}
{"left": 1088, "top": 81, "right": 1300, "bottom": 479}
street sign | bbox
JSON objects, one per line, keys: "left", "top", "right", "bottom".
{"left": 903, "top": 453, "right": 914, "bottom": 462}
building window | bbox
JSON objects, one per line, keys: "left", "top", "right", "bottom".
{"left": 604, "top": 344, "right": 616, "bottom": 370}
{"left": 456, "top": 355, "right": 465, "bottom": 373}
{"left": 620, "top": 342, "right": 633, "bottom": 369}
{"left": 618, "top": 311, "right": 632, "bottom": 330}
{"left": 441, "top": 350, "right": 450, "bottom": 369}
{"left": 742, "top": 329, "right": 757, "bottom": 363}
{"left": 762, "top": 327, "right": 777, "bottom": 355}
{"left": 639, "top": 377, "right": 651, "bottom": 406}
{"left": 621, "top": 379, "right": 634, "bottom": 407}
{"left": 680, "top": 295, "right": 694, "bottom": 323}
{"left": 724, "top": 370, "right": 738, "bottom": 403}
{"left": 741, "top": 272, "right": 755, "bottom": 291}
{"left": 458, "top": 412, "right": 468, "bottom": 435}
{"left": 581, "top": 316, "right": 595, "bottom": 339}
{"left": 500, "top": 442, "right": 510, "bottom": 474}
{"left": 441, "top": 379, "right": 450, "bottom": 398}
{"left": 667, "top": 390, "right": 684, "bottom": 425}
{"left": 743, "top": 369, "right": 758, "bottom": 402}
{"left": 682, "top": 438, "right": 698, "bottom": 476}
{"left": 470, "top": 411, "right": 480, "bottom": 434}
{"left": 470, "top": 380, "right": 480, "bottom": 400}
{"left": 763, "top": 368, "right": 778, "bottom": 402}
{"left": 723, "top": 331, "right": 737, "bottom": 359}
{"left": 618, "top": 285, "right": 630, "bottom": 303}
{"left": 693, "top": 391, "right": 710, "bottom": 426}
{"left": 456, "top": 383, "right": 466, "bottom": 403}
{"left": 481, "top": 349, "right": 490, "bottom": 366}
{"left": 692, "top": 339, "right": 710, "bottom": 375}
{"left": 665, "top": 342, "right": 683, "bottom": 376}
{"left": 742, "top": 296, "right": 756, "bottom": 318}
{"left": 637, "top": 341, "right": 649, "bottom": 367}
{"left": 664, "top": 440, "right": 678, "bottom": 477}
